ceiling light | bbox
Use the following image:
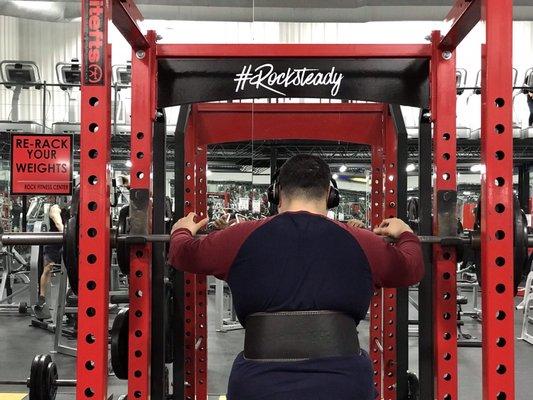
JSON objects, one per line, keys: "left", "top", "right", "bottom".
{"left": 339, "top": 165, "right": 347, "bottom": 173}
{"left": 406, "top": 164, "right": 416, "bottom": 172}
{"left": 332, "top": 173, "right": 339, "bottom": 180}
{"left": 470, "top": 164, "right": 485, "bottom": 173}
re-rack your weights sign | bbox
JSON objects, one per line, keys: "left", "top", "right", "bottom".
{"left": 10, "top": 134, "right": 73, "bottom": 195}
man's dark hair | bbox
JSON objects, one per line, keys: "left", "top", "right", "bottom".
{"left": 278, "top": 154, "right": 331, "bottom": 201}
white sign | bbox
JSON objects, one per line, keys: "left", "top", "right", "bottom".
{"left": 252, "top": 199, "right": 261, "bottom": 214}
{"left": 234, "top": 64, "right": 344, "bottom": 97}
{"left": 238, "top": 197, "right": 249, "bottom": 211}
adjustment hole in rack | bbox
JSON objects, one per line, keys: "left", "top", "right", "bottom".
{"left": 443, "top": 332, "right": 451, "bottom": 340}
{"left": 135, "top": 310, "right": 142, "bottom": 317}
{"left": 495, "top": 150, "right": 505, "bottom": 160}
{"left": 495, "top": 284, "right": 506, "bottom": 293}
{"left": 443, "top": 394, "right": 451, "bottom": 400}
{"left": 443, "top": 312, "right": 451, "bottom": 320}
{"left": 495, "top": 124, "right": 505, "bottom": 134}
{"left": 495, "top": 230, "right": 505, "bottom": 240}
{"left": 496, "top": 310, "right": 506, "bottom": 320}
{"left": 88, "top": 149, "right": 98, "bottom": 159}
{"left": 497, "top": 393, "right": 507, "bottom": 400}
{"left": 88, "top": 202, "right": 97, "bottom": 211}
{"left": 134, "top": 391, "right": 141, "bottom": 398}
{"left": 495, "top": 204, "right": 505, "bottom": 213}
{"left": 135, "top": 270, "right": 142, "bottom": 277}
{"left": 135, "top": 350, "right": 142, "bottom": 358}
{"left": 496, "top": 364, "right": 507, "bottom": 374}
{"left": 87, "top": 281, "right": 96, "bottom": 290}
{"left": 495, "top": 98, "right": 505, "bottom": 107}
{"left": 86, "top": 334, "right": 96, "bottom": 344}
{"left": 135, "top": 330, "right": 142, "bottom": 337}
{"left": 136, "top": 152, "right": 144, "bottom": 159}
{"left": 134, "top": 370, "right": 142, "bottom": 378}
{"left": 89, "top": 97, "right": 99, "bottom": 106}
{"left": 495, "top": 177, "right": 505, "bottom": 187}
{"left": 87, "top": 254, "right": 97, "bottom": 264}
{"left": 443, "top": 373, "right": 451, "bottom": 381}
{"left": 443, "top": 153, "right": 450, "bottom": 160}
{"left": 87, "top": 228, "right": 97, "bottom": 237}
{"left": 443, "top": 272, "right": 451, "bottom": 280}
{"left": 496, "top": 337, "right": 506, "bottom": 347}
{"left": 135, "top": 290, "right": 143, "bottom": 298}
{"left": 88, "top": 123, "right": 98, "bottom": 133}
{"left": 88, "top": 175, "right": 98, "bottom": 185}
{"left": 136, "top": 132, "right": 144, "bottom": 139}
{"left": 495, "top": 257, "right": 506, "bottom": 266}
{"left": 84, "top": 388, "right": 95, "bottom": 397}
{"left": 443, "top": 133, "right": 450, "bottom": 141}
{"left": 85, "top": 361, "right": 95, "bottom": 370}
{"left": 86, "top": 307, "right": 96, "bottom": 317}
{"left": 136, "top": 250, "right": 143, "bottom": 258}
{"left": 136, "top": 171, "right": 144, "bottom": 179}
{"left": 443, "top": 352, "right": 452, "bottom": 360}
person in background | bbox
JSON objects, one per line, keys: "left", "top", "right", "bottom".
{"left": 33, "top": 196, "right": 70, "bottom": 319}
{"left": 10, "top": 197, "right": 22, "bottom": 232}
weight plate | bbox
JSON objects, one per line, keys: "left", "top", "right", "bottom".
{"left": 19, "top": 301, "right": 27, "bottom": 314}
{"left": 473, "top": 195, "right": 527, "bottom": 295}
{"left": 407, "top": 371, "right": 420, "bottom": 400}
{"left": 111, "top": 308, "right": 129, "bottom": 380}
{"left": 407, "top": 197, "right": 419, "bottom": 234}
{"left": 63, "top": 215, "right": 79, "bottom": 295}
{"left": 29, "top": 354, "right": 44, "bottom": 400}
{"left": 44, "top": 358, "right": 58, "bottom": 400}
{"left": 116, "top": 206, "right": 130, "bottom": 275}
{"left": 514, "top": 198, "right": 528, "bottom": 294}
{"left": 70, "top": 185, "right": 80, "bottom": 219}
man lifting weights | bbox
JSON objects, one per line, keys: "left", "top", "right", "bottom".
{"left": 168, "top": 154, "right": 424, "bottom": 400}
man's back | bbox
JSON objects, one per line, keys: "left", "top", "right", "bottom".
{"left": 169, "top": 211, "right": 423, "bottom": 400}
{"left": 226, "top": 212, "right": 375, "bottom": 400}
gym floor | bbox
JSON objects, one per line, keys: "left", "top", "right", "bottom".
{"left": 1, "top": 290, "right": 532, "bottom": 400}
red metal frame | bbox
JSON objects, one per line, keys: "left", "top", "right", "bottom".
{"left": 382, "top": 112, "right": 398, "bottom": 400}
{"left": 480, "top": 0, "right": 515, "bottom": 399}
{"left": 431, "top": 30, "right": 459, "bottom": 400}
{"left": 127, "top": 31, "right": 157, "bottom": 400}
{"left": 77, "top": 1, "right": 112, "bottom": 399}
{"left": 187, "top": 102, "right": 391, "bottom": 399}
{"left": 440, "top": 0, "right": 481, "bottom": 51}
{"left": 156, "top": 44, "right": 432, "bottom": 59}
{"left": 76, "top": 0, "right": 516, "bottom": 397}
{"left": 370, "top": 146, "right": 385, "bottom": 397}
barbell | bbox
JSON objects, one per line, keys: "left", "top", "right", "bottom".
{"left": 0, "top": 354, "right": 76, "bottom": 400}
{"left": 406, "top": 194, "right": 531, "bottom": 295}
{"left": 1, "top": 196, "right": 530, "bottom": 296}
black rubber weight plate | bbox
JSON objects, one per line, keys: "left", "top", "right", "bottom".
{"left": 111, "top": 308, "right": 129, "bottom": 380}
{"left": 63, "top": 215, "right": 79, "bottom": 295}
{"left": 474, "top": 195, "right": 527, "bottom": 295}
{"left": 116, "top": 205, "right": 130, "bottom": 275}
{"left": 29, "top": 354, "right": 44, "bottom": 400}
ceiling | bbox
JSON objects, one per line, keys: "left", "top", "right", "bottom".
{"left": 1, "top": 0, "right": 533, "bottom": 22}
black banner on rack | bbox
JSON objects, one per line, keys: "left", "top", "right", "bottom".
{"left": 83, "top": 0, "right": 106, "bottom": 85}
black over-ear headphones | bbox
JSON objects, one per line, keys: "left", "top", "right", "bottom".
{"left": 267, "top": 171, "right": 340, "bottom": 209}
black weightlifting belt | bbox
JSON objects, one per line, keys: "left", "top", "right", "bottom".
{"left": 243, "top": 311, "right": 360, "bottom": 361}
